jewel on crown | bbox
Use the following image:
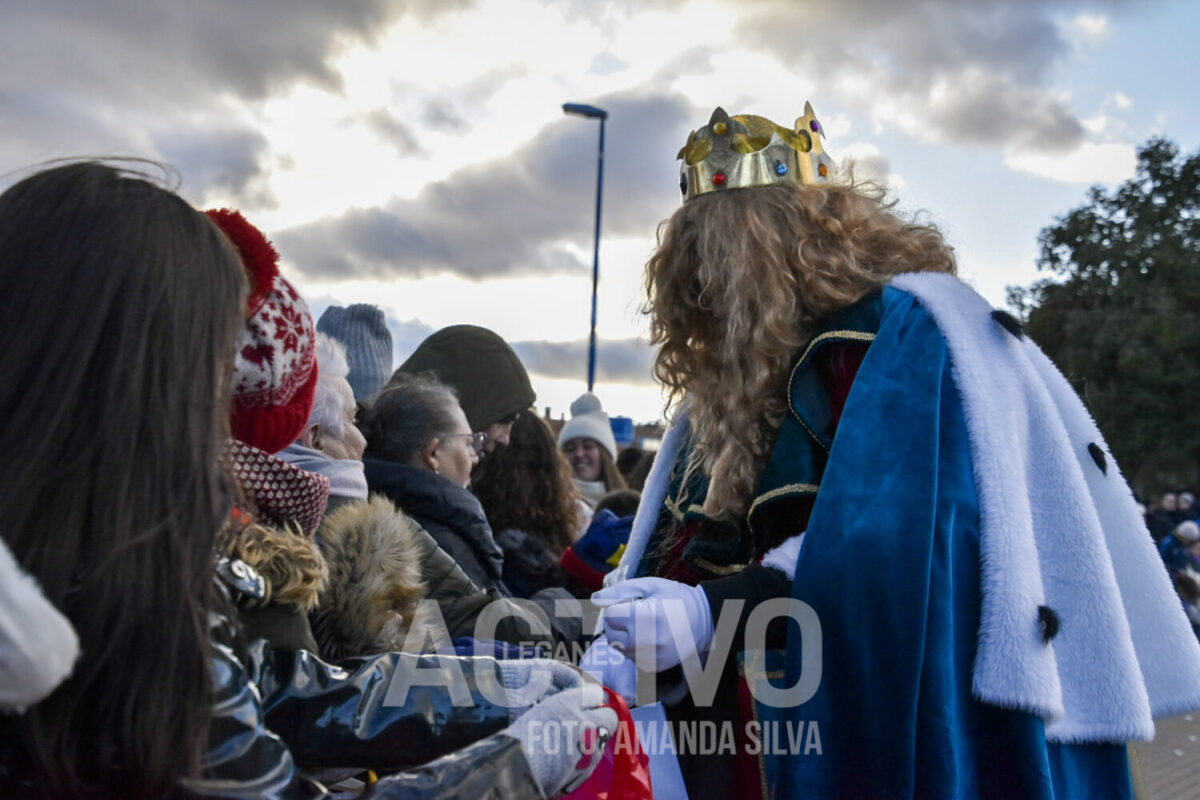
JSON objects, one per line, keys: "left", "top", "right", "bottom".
{"left": 677, "top": 102, "right": 836, "bottom": 202}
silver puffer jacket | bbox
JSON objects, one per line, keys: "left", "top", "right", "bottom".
{"left": 182, "top": 562, "right": 544, "bottom": 799}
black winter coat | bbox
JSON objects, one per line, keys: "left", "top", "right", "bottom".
{"left": 364, "top": 460, "right": 504, "bottom": 591}
{"left": 363, "top": 461, "right": 585, "bottom": 647}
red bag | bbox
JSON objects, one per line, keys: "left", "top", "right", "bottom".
{"left": 562, "top": 688, "right": 653, "bottom": 800}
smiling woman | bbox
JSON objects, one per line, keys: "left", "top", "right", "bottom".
{"left": 558, "top": 392, "right": 628, "bottom": 508}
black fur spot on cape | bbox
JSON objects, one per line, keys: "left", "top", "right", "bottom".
{"left": 1088, "top": 443, "right": 1107, "bottom": 475}
{"left": 991, "top": 309, "right": 1026, "bottom": 340}
{"left": 1038, "top": 605, "right": 1060, "bottom": 644}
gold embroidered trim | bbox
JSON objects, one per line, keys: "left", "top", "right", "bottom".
{"left": 665, "top": 495, "right": 684, "bottom": 521}
{"left": 691, "top": 557, "right": 748, "bottom": 575}
{"left": 786, "top": 329, "right": 877, "bottom": 450}
{"left": 665, "top": 494, "right": 709, "bottom": 522}
{"left": 745, "top": 482, "right": 820, "bottom": 526}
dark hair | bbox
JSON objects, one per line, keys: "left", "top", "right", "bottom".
{"left": 626, "top": 449, "right": 656, "bottom": 492}
{"left": 597, "top": 446, "right": 629, "bottom": 492}
{"left": 1175, "top": 572, "right": 1200, "bottom": 605}
{"left": 361, "top": 372, "right": 462, "bottom": 465}
{"left": 616, "top": 447, "right": 644, "bottom": 476}
{"left": 595, "top": 489, "right": 641, "bottom": 519}
{"left": 472, "top": 410, "right": 580, "bottom": 556}
{"left": 0, "top": 162, "right": 246, "bottom": 797}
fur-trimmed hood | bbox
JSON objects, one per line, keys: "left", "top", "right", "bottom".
{"left": 310, "top": 495, "right": 427, "bottom": 660}
{"left": 223, "top": 516, "right": 328, "bottom": 613}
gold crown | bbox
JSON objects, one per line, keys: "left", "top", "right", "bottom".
{"left": 678, "top": 103, "right": 836, "bottom": 201}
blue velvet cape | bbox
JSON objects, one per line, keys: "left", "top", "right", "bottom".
{"left": 775, "top": 287, "right": 1132, "bottom": 798}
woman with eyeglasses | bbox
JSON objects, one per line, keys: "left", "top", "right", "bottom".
{"left": 291, "top": 337, "right": 558, "bottom": 655}
{"left": 361, "top": 375, "right": 586, "bottom": 647}
{"left": 360, "top": 373, "right": 504, "bottom": 591}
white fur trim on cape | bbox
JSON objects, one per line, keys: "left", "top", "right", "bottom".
{"left": 761, "top": 533, "right": 806, "bottom": 576}
{"left": 892, "top": 271, "right": 1200, "bottom": 742}
{"left": 606, "top": 413, "right": 689, "bottom": 587}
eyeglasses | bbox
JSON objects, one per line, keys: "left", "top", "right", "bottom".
{"left": 440, "top": 432, "right": 488, "bottom": 455}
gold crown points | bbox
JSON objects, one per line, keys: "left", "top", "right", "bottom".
{"left": 678, "top": 102, "right": 836, "bottom": 202}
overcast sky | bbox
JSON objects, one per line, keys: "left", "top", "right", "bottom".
{"left": 3, "top": 0, "right": 1197, "bottom": 422}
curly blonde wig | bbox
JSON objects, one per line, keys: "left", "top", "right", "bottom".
{"left": 644, "top": 181, "right": 956, "bottom": 520}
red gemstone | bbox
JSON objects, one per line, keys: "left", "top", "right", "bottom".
{"left": 713, "top": 173, "right": 727, "bottom": 186}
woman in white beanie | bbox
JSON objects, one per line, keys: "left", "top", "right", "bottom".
{"left": 558, "top": 393, "right": 627, "bottom": 509}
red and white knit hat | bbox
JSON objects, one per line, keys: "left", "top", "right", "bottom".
{"left": 207, "top": 209, "right": 318, "bottom": 455}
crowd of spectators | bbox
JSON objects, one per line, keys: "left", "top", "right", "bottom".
{"left": 1146, "top": 491, "right": 1200, "bottom": 638}
{"left": 0, "top": 165, "right": 650, "bottom": 798}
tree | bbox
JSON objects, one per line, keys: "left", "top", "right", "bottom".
{"left": 1008, "top": 138, "right": 1200, "bottom": 498}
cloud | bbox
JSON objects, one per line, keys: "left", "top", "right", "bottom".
{"left": 922, "top": 69, "right": 1084, "bottom": 153}
{"left": 387, "top": 317, "right": 439, "bottom": 367}
{"left": 733, "top": 0, "right": 1137, "bottom": 153}
{"left": 838, "top": 143, "right": 897, "bottom": 188}
{"left": 0, "top": 1, "right": 439, "bottom": 105}
{"left": 303, "top": 295, "right": 656, "bottom": 384}
{"left": 0, "top": 1, "right": 465, "bottom": 199}
{"left": 421, "top": 98, "right": 469, "bottom": 132}
{"left": 156, "top": 126, "right": 277, "bottom": 209}
{"left": 1005, "top": 141, "right": 1137, "bottom": 184}
{"left": 1110, "top": 92, "right": 1133, "bottom": 111}
{"left": 512, "top": 337, "right": 656, "bottom": 384}
{"left": 1068, "top": 14, "right": 1111, "bottom": 44}
{"left": 363, "top": 109, "right": 423, "bottom": 155}
{"left": 275, "top": 90, "right": 694, "bottom": 281}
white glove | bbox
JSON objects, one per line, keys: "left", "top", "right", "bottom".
{"left": 504, "top": 684, "right": 618, "bottom": 797}
{"left": 592, "top": 577, "right": 714, "bottom": 671}
{"left": 578, "top": 634, "right": 637, "bottom": 705}
{"left": 498, "top": 657, "right": 589, "bottom": 720}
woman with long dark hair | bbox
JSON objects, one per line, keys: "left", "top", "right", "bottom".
{"left": 0, "top": 163, "right": 613, "bottom": 799}
{"left": 0, "top": 162, "right": 245, "bottom": 797}
{"left": 472, "top": 409, "right": 582, "bottom": 597}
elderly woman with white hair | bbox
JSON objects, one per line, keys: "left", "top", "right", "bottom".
{"left": 279, "top": 334, "right": 368, "bottom": 497}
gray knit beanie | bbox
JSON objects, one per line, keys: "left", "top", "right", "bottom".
{"left": 316, "top": 304, "right": 393, "bottom": 402}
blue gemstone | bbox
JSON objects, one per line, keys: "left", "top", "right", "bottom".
{"left": 775, "top": 161, "right": 788, "bottom": 176}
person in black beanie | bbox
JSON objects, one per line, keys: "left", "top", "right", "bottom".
{"left": 388, "top": 325, "right": 534, "bottom": 455}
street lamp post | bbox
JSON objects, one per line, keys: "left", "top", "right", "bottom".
{"left": 562, "top": 102, "right": 607, "bottom": 393}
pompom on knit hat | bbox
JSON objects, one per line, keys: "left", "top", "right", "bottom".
{"left": 558, "top": 392, "right": 617, "bottom": 461}
{"left": 206, "top": 209, "right": 318, "bottom": 455}
{"left": 316, "top": 304, "right": 393, "bottom": 403}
